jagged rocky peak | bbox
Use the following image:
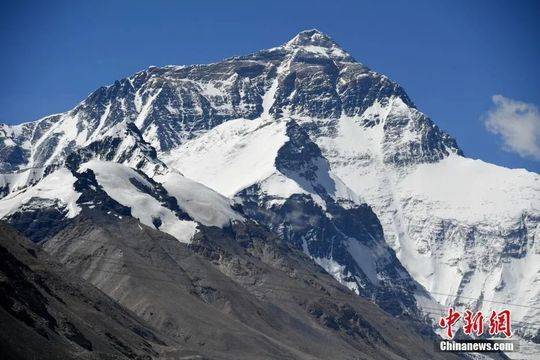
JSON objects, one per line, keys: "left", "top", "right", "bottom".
{"left": 282, "top": 29, "right": 353, "bottom": 59}
{"left": 0, "top": 30, "right": 455, "bottom": 176}
{"left": 286, "top": 29, "right": 336, "bottom": 47}
{"left": 262, "top": 30, "right": 414, "bottom": 120}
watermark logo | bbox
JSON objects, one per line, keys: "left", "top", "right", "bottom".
{"left": 438, "top": 339, "right": 518, "bottom": 353}
{"left": 438, "top": 308, "right": 512, "bottom": 339}
{"left": 437, "top": 308, "right": 516, "bottom": 353}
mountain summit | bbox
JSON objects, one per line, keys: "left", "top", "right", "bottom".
{"left": 0, "top": 31, "right": 538, "bottom": 355}
{"left": 283, "top": 29, "right": 350, "bottom": 54}
{"left": 285, "top": 29, "right": 333, "bottom": 46}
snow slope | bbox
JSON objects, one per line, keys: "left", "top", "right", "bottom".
{"left": 0, "top": 167, "right": 81, "bottom": 219}
{"left": 163, "top": 118, "right": 291, "bottom": 197}
{"left": 0, "top": 158, "right": 245, "bottom": 244}
{"left": 80, "top": 160, "right": 198, "bottom": 243}
{"left": 154, "top": 170, "right": 244, "bottom": 227}
{"left": 164, "top": 116, "right": 362, "bottom": 207}
{"left": 311, "top": 100, "right": 540, "bottom": 339}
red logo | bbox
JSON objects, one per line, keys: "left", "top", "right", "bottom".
{"left": 488, "top": 309, "right": 512, "bottom": 337}
{"left": 438, "top": 308, "right": 512, "bottom": 339}
{"left": 463, "top": 309, "right": 484, "bottom": 336}
{"left": 438, "top": 307, "right": 461, "bottom": 338}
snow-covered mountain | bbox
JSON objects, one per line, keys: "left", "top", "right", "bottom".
{"left": 0, "top": 29, "right": 538, "bottom": 347}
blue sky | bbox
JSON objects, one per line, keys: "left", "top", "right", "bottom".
{"left": 1, "top": 0, "right": 539, "bottom": 172}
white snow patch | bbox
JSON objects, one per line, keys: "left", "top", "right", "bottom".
{"left": 88, "top": 102, "right": 111, "bottom": 143}
{"left": 314, "top": 256, "right": 359, "bottom": 294}
{"left": 135, "top": 89, "right": 162, "bottom": 129}
{"left": 80, "top": 160, "right": 198, "bottom": 243}
{"left": 397, "top": 154, "right": 539, "bottom": 224}
{"left": 0, "top": 168, "right": 81, "bottom": 219}
{"left": 163, "top": 118, "right": 289, "bottom": 197}
{"left": 154, "top": 171, "right": 244, "bottom": 227}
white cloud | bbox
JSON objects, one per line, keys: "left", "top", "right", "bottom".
{"left": 483, "top": 95, "right": 540, "bottom": 160}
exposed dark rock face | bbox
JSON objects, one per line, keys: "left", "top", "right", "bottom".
{"left": 0, "top": 145, "right": 28, "bottom": 172}
{"left": 236, "top": 189, "right": 422, "bottom": 318}
{"left": 5, "top": 198, "right": 70, "bottom": 243}
{"left": 72, "top": 167, "right": 132, "bottom": 216}
{"left": 275, "top": 120, "right": 335, "bottom": 196}
{"left": 379, "top": 107, "right": 463, "bottom": 166}
{"left": 0, "top": 222, "right": 167, "bottom": 360}
{"left": 41, "top": 211, "right": 457, "bottom": 360}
